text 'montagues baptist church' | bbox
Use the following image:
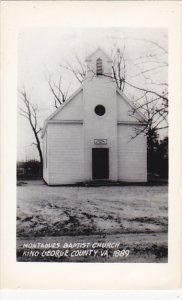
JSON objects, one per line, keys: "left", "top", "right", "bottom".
{"left": 42, "top": 48, "right": 147, "bottom": 185}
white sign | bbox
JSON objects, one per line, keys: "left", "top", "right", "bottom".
{"left": 94, "top": 139, "right": 107, "bottom": 145}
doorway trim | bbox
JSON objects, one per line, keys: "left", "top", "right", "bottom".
{"left": 92, "top": 148, "right": 109, "bottom": 180}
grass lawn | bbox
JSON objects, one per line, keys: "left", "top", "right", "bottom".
{"left": 17, "top": 180, "right": 168, "bottom": 263}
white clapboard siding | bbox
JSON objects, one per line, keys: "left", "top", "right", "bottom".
{"left": 47, "top": 123, "right": 84, "bottom": 185}
{"left": 117, "top": 93, "right": 136, "bottom": 122}
{"left": 42, "top": 49, "right": 148, "bottom": 184}
{"left": 52, "top": 90, "right": 83, "bottom": 121}
{"left": 43, "top": 132, "right": 49, "bottom": 183}
{"left": 118, "top": 124, "right": 147, "bottom": 182}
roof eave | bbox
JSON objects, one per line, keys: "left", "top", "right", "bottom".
{"left": 85, "top": 47, "right": 112, "bottom": 62}
{"left": 41, "top": 86, "right": 83, "bottom": 138}
{"left": 116, "top": 88, "right": 147, "bottom": 122}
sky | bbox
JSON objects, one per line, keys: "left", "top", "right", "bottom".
{"left": 18, "top": 27, "right": 167, "bottom": 161}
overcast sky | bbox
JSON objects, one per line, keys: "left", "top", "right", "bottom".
{"left": 18, "top": 27, "right": 167, "bottom": 161}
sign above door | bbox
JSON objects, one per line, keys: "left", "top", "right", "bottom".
{"left": 94, "top": 139, "right": 107, "bottom": 145}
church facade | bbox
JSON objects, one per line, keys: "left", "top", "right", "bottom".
{"left": 42, "top": 48, "right": 147, "bottom": 185}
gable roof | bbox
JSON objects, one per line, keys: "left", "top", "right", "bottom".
{"left": 41, "top": 86, "right": 82, "bottom": 138}
{"left": 85, "top": 47, "right": 112, "bottom": 62}
{"left": 116, "top": 88, "right": 147, "bottom": 122}
{"left": 42, "top": 47, "right": 146, "bottom": 138}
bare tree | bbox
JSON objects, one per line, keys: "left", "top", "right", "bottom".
{"left": 19, "top": 88, "right": 43, "bottom": 174}
{"left": 47, "top": 74, "right": 70, "bottom": 109}
{"left": 130, "top": 93, "right": 168, "bottom": 139}
{"left": 19, "top": 74, "right": 69, "bottom": 176}
{"left": 59, "top": 40, "right": 168, "bottom": 140}
{"left": 59, "top": 54, "right": 87, "bottom": 84}
{"left": 19, "top": 38, "right": 168, "bottom": 179}
{"left": 124, "top": 37, "right": 168, "bottom": 140}
{"left": 110, "top": 47, "right": 126, "bottom": 91}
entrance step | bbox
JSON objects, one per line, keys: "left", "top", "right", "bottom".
{"left": 84, "top": 180, "right": 120, "bottom": 187}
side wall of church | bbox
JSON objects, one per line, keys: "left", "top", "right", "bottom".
{"left": 117, "top": 124, "right": 147, "bottom": 182}
{"left": 45, "top": 123, "right": 84, "bottom": 185}
{"left": 43, "top": 131, "right": 49, "bottom": 183}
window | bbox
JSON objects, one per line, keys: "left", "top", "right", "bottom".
{"left": 96, "top": 58, "right": 103, "bottom": 75}
{"left": 95, "top": 105, "right": 105, "bottom": 116}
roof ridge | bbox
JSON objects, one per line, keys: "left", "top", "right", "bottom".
{"left": 85, "top": 47, "right": 112, "bottom": 61}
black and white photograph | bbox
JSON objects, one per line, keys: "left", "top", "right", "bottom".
{"left": 16, "top": 27, "right": 168, "bottom": 263}
{"left": 1, "top": 0, "right": 182, "bottom": 295}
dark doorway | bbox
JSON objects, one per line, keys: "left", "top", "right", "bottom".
{"left": 92, "top": 148, "right": 109, "bottom": 180}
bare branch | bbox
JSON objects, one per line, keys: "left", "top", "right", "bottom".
{"left": 124, "top": 80, "right": 168, "bottom": 102}
{"left": 124, "top": 37, "right": 168, "bottom": 54}
{"left": 19, "top": 88, "right": 43, "bottom": 173}
{"left": 130, "top": 65, "right": 166, "bottom": 79}
{"left": 47, "top": 74, "right": 69, "bottom": 108}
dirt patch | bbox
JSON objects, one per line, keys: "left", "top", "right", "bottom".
{"left": 17, "top": 183, "right": 168, "bottom": 262}
{"left": 130, "top": 217, "right": 168, "bottom": 227}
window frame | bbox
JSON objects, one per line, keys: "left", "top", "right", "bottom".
{"left": 96, "top": 58, "right": 103, "bottom": 76}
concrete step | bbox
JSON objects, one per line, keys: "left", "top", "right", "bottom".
{"left": 84, "top": 180, "right": 120, "bottom": 186}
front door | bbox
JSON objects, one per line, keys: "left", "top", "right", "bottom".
{"left": 92, "top": 148, "right": 109, "bottom": 180}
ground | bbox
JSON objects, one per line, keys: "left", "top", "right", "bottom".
{"left": 17, "top": 180, "right": 168, "bottom": 263}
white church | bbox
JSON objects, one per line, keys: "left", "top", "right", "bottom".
{"left": 42, "top": 48, "right": 147, "bottom": 185}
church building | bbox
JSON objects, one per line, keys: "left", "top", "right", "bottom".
{"left": 42, "top": 48, "right": 147, "bottom": 185}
